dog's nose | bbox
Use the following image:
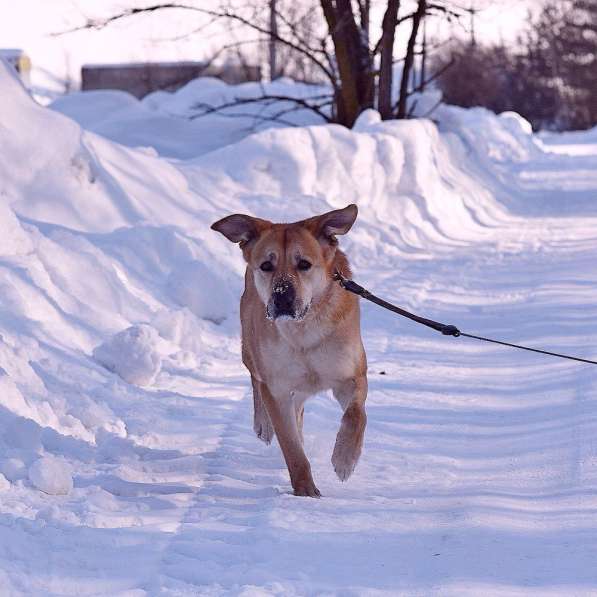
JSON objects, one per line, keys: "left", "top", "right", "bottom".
{"left": 273, "top": 281, "right": 295, "bottom": 316}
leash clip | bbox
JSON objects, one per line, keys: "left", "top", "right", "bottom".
{"left": 334, "top": 270, "right": 367, "bottom": 296}
{"left": 441, "top": 325, "right": 461, "bottom": 337}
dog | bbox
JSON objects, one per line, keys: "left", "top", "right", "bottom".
{"left": 211, "top": 204, "right": 367, "bottom": 497}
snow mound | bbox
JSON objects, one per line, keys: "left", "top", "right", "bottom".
{"left": 93, "top": 325, "right": 162, "bottom": 386}
{"left": 28, "top": 456, "right": 73, "bottom": 495}
{"left": 50, "top": 90, "right": 140, "bottom": 129}
{"left": 405, "top": 90, "right": 540, "bottom": 163}
{"left": 499, "top": 111, "right": 534, "bottom": 135}
{"left": 436, "top": 104, "right": 541, "bottom": 163}
{"left": 51, "top": 77, "right": 330, "bottom": 158}
{"left": 353, "top": 108, "right": 382, "bottom": 129}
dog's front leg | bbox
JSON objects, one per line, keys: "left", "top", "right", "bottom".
{"left": 331, "top": 375, "right": 368, "bottom": 481}
{"left": 258, "top": 382, "right": 320, "bottom": 498}
{"left": 251, "top": 375, "right": 274, "bottom": 444}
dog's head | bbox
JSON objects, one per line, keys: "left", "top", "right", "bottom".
{"left": 211, "top": 204, "right": 358, "bottom": 321}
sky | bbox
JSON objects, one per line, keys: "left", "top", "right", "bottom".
{"left": 0, "top": 0, "right": 541, "bottom": 96}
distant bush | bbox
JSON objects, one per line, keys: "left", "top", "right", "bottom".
{"left": 434, "top": 0, "right": 597, "bottom": 131}
{"left": 432, "top": 44, "right": 514, "bottom": 115}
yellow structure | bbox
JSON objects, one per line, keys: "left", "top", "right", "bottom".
{"left": 0, "top": 49, "right": 31, "bottom": 85}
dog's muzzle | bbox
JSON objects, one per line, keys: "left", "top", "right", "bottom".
{"left": 266, "top": 280, "right": 308, "bottom": 320}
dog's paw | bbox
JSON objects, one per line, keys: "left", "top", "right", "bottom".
{"left": 254, "top": 417, "right": 274, "bottom": 444}
{"left": 293, "top": 479, "right": 321, "bottom": 498}
{"left": 332, "top": 403, "right": 366, "bottom": 481}
{"left": 331, "top": 442, "right": 359, "bottom": 482}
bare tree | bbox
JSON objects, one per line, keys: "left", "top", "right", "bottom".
{"left": 58, "top": 1, "right": 461, "bottom": 127}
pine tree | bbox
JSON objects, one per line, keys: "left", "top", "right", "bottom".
{"left": 556, "top": 0, "right": 597, "bottom": 127}
{"left": 526, "top": 0, "right": 597, "bottom": 129}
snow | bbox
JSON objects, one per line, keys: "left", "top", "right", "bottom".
{"left": 92, "top": 325, "right": 163, "bottom": 386}
{"left": 0, "top": 473, "right": 10, "bottom": 492}
{"left": 49, "top": 79, "right": 330, "bottom": 159}
{"left": 1, "top": 58, "right": 597, "bottom": 595}
{"left": 28, "top": 456, "right": 74, "bottom": 495}
{"left": 1, "top": 458, "right": 28, "bottom": 482}
{"left": 167, "top": 260, "right": 235, "bottom": 323}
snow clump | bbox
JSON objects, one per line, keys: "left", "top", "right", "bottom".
{"left": 93, "top": 324, "right": 162, "bottom": 386}
{"left": 28, "top": 457, "right": 73, "bottom": 495}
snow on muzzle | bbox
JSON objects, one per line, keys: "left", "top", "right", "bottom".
{"left": 266, "top": 276, "right": 310, "bottom": 321}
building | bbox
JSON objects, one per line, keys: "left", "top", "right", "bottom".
{"left": 81, "top": 61, "right": 261, "bottom": 98}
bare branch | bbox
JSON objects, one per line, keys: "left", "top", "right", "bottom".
{"left": 53, "top": 3, "right": 200, "bottom": 35}
{"left": 54, "top": 2, "right": 336, "bottom": 82}
{"left": 410, "top": 56, "right": 454, "bottom": 94}
{"left": 273, "top": 4, "right": 327, "bottom": 58}
{"left": 189, "top": 93, "right": 334, "bottom": 124}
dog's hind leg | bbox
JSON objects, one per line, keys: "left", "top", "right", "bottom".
{"left": 251, "top": 375, "right": 274, "bottom": 444}
{"left": 259, "top": 382, "right": 320, "bottom": 497}
{"left": 331, "top": 376, "right": 368, "bottom": 481}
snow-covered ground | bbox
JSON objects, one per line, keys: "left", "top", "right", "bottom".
{"left": 1, "top": 60, "right": 597, "bottom": 595}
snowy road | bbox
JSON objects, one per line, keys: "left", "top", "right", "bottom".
{"left": 1, "top": 64, "right": 597, "bottom": 595}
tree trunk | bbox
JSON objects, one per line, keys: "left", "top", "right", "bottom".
{"left": 359, "top": 0, "right": 371, "bottom": 46}
{"left": 320, "top": 0, "right": 373, "bottom": 127}
{"left": 269, "top": 0, "right": 278, "bottom": 80}
{"left": 396, "top": 0, "right": 426, "bottom": 119}
{"left": 419, "top": 18, "right": 427, "bottom": 90}
{"left": 378, "top": 0, "right": 400, "bottom": 119}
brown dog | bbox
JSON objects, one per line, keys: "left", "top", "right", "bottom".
{"left": 211, "top": 204, "right": 367, "bottom": 497}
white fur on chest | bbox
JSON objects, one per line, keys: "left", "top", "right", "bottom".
{"left": 260, "top": 321, "right": 360, "bottom": 399}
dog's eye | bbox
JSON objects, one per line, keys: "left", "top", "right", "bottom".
{"left": 297, "top": 259, "right": 312, "bottom": 271}
{"left": 260, "top": 261, "right": 274, "bottom": 272}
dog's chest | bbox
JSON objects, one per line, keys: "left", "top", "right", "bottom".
{"left": 261, "top": 331, "right": 356, "bottom": 396}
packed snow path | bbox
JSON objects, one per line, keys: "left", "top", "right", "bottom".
{"left": 1, "top": 63, "right": 597, "bottom": 595}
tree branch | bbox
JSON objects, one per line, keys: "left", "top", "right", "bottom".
{"left": 54, "top": 2, "right": 336, "bottom": 82}
{"left": 189, "top": 93, "right": 334, "bottom": 124}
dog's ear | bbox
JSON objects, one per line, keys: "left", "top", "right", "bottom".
{"left": 306, "top": 204, "right": 358, "bottom": 245}
{"left": 211, "top": 214, "right": 271, "bottom": 247}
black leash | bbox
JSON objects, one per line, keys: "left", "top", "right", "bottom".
{"left": 333, "top": 271, "right": 597, "bottom": 366}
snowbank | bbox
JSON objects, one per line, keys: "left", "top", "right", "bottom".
{"left": 49, "top": 89, "right": 140, "bottom": 129}
{"left": 435, "top": 104, "right": 542, "bottom": 163}
{"left": 50, "top": 77, "right": 329, "bottom": 159}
